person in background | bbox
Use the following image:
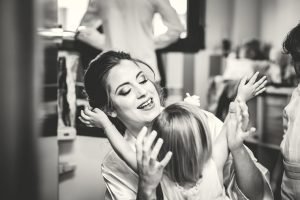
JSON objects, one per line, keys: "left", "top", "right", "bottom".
{"left": 80, "top": 51, "right": 273, "bottom": 200}
{"left": 280, "top": 23, "right": 300, "bottom": 200}
{"left": 76, "top": 0, "right": 184, "bottom": 82}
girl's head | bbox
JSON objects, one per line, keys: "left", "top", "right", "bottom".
{"left": 151, "top": 102, "right": 212, "bottom": 185}
{"left": 283, "top": 23, "right": 300, "bottom": 77}
{"left": 84, "top": 51, "right": 162, "bottom": 133}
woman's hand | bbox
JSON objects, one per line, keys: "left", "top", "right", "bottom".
{"left": 79, "top": 107, "right": 112, "bottom": 129}
{"left": 76, "top": 27, "right": 104, "bottom": 50}
{"left": 237, "top": 72, "right": 267, "bottom": 101}
{"left": 136, "top": 127, "right": 172, "bottom": 196}
{"left": 226, "top": 102, "right": 256, "bottom": 153}
{"left": 184, "top": 93, "right": 200, "bottom": 107}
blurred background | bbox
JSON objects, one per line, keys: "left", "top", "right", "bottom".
{"left": 0, "top": 0, "right": 299, "bottom": 200}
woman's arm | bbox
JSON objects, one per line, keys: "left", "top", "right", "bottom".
{"left": 136, "top": 128, "right": 172, "bottom": 200}
{"left": 76, "top": 0, "right": 105, "bottom": 49}
{"left": 226, "top": 102, "right": 264, "bottom": 200}
{"left": 80, "top": 107, "right": 137, "bottom": 171}
{"left": 212, "top": 124, "right": 229, "bottom": 184}
{"left": 79, "top": 0, "right": 102, "bottom": 28}
{"left": 153, "top": 0, "right": 184, "bottom": 49}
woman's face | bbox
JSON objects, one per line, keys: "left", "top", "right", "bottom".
{"left": 106, "top": 60, "right": 161, "bottom": 132}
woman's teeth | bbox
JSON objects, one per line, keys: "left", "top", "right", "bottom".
{"left": 138, "top": 98, "right": 153, "bottom": 109}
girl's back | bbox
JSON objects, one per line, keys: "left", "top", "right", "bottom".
{"left": 160, "top": 158, "right": 229, "bottom": 200}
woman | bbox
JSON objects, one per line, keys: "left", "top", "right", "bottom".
{"left": 80, "top": 51, "right": 272, "bottom": 200}
{"left": 280, "top": 23, "right": 300, "bottom": 200}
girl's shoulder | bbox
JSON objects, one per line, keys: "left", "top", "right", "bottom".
{"left": 200, "top": 110, "right": 224, "bottom": 140}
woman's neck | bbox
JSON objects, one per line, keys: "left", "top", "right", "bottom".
{"left": 126, "top": 123, "right": 151, "bottom": 138}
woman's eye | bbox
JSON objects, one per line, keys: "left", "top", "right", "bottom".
{"left": 139, "top": 76, "right": 148, "bottom": 84}
{"left": 119, "top": 89, "right": 131, "bottom": 96}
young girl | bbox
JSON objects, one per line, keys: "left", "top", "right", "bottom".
{"left": 138, "top": 100, "right": 257, "bottom": 200}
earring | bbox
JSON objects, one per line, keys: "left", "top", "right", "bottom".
{"left": 109, "top": 111, "right": 117, "bottom": 118}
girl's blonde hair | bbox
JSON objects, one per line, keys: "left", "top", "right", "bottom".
{"left": 151, "top": 102, "right": 212, "bottom": 185}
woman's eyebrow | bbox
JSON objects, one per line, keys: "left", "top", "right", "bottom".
{"left": 115, "top": 82, "right": 129, "bottom": 94}
{"left": 115, "top": 71, "right": 143, "bottom": 94}
{"left": 136, "top": 71, "right": 143, "bottom": 78}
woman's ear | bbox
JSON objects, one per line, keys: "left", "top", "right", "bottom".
{"left": 107, "top": 110, "right": 117, "bottom": 118}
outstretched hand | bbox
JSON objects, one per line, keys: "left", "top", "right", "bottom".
{"left": 136, "top": 127, "right": 172, "bottom": 193}
{"left": 226, "top": 102, "right": 256, "bottom": 153}
{"left": 237, "top": 72, "right": 267, "bottom": 101}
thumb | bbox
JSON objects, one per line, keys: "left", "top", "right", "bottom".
{"left": 242, "top": 127, "right": 256, "bottom": 139}
{"left": 228, "top": 102, "right": 237, "bottom": 119}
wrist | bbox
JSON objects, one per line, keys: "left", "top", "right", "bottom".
{"left": 236, "top": 95, "right": 246, "bottom": 102}
{"left": 230, "top": 145, "right": 246, "bottom": 157}
{"left": 102, "top": 121, "right": 115, "bottom": 132}
{"left": 139, "top": 181, "right": 157, "bottom": 199}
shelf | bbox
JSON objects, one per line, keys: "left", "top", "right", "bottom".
{"left": 245, "top": 137, "right": 281, "bottom": 151}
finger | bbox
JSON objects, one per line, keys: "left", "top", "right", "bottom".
{"left": 142, "top": 139, "right": 150, "bottom": 164}
{"left": 81, "top": 110, "right": 91, "bottom": 121}
{"left": 159, "top": 151, "right": 173, "bottom": 168}
{"left": 255, "top": 80, "right": 267, "bottom": 92}
{"left": 93, "top": 108, "right": 102, "bottom": 113}
{"left": 84, "top": 106, "right": 95, "bottom": 116}
{"left": 248, "top": 72, "right": 259, "bottom": 84}
{"left": 255, "top": 88, "right": 266, "bottom": 96}
{"left": 136, "top": 127, "right": 147, "bottom": 164}
{"left": 136, "top": 141, "right": 143, "bottom": 166}
{"left": 228, "top": 102, "right": 237, "bottom": 117}
{"left": 241, "top": 110, "right": 249, "bottom": 131}
{"left": 253, "top": 76, "right": 266, "bottom": 87}
{"left": 143, "top": 131, "right": 158, "bottom": 152}
{"left": 150, "top": 138, "right": 164, "bottom": 160}
{"left": 136, "top": 127, "right": 148, "bottom": 146}
{"left": 186, "top": 93, "right": 191, "bottom": 97}
{"left": 241, "top": 127, "right": 256, "bottom": 139}
{"left": 78, "top": 116, "right": 90, "bottom": 124}
{"left": 77, "top": 26, "right": 86, "bottom": 32}
{"left": 191, "top": 95, "right": 200, "bottom": 99}
{"left": 240, "top": 76, "right": 247, "bottom": 86}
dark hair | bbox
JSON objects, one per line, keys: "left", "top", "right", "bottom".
{"left": 283, "top": 23, "right": 300, "bottom": 62}
{"left": 84, "top": 51, "right": 157, "bottom": 112}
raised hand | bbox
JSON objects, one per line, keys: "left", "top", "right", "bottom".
{"left": 184, "top": 93, "right": 200, "bottom": 107}
{"left": 226, "top": 102, "right": 256, "bottom": 153}
{"left": 237, "top": 72, "right": 267, "bottom": 101}
{"left": 79, "top": 107, "right": 111, "bottom": 129}
{"left": 136, "top": 127, "right": 172, "bottom": 194}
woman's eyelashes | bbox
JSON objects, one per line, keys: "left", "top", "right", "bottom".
{"left": 118, "top": 86, "right": 131, "bottom": 96}
{"left": 118, "top": 75, "right": 148, "bottom": 96}
{"left": 138, "top": 75, "right": 148, "bottom": 84}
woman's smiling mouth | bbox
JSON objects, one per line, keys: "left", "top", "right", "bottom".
{"left": 137, "top": 98, "right": 154, "bottom": 110}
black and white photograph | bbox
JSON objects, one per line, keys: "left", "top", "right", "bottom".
{"left": 1, "top": 0, "right": 300, "bottom": 200}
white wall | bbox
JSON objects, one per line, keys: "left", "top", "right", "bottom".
{"left": 231, "top": 0, "right": 260, "bottom": 47}
{"left": 205, "top": 0, "right": 234, "bottom": 49}
{"left": 260, "top": 0, "right": 300, "bottom": 48}
{"left": 59, "top": 136, "right": 112, "bottom": 200}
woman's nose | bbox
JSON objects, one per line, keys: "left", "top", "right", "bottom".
{"left": 135, "top": 85, "right": 147, "bottom": 98}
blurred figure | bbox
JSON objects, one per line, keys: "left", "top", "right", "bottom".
{"left": 76, "top": 0, "right": 184, "bottom": 82}
{"left": 280, "top": 23, "right": 300, "bottom": 200}
{"left": 268, "top": 47, "right": 290, "bottom": 85}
